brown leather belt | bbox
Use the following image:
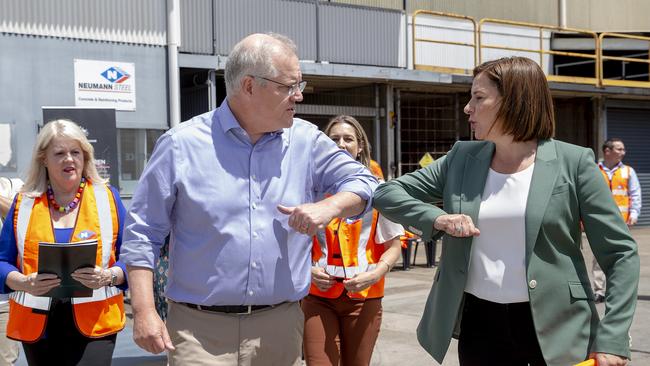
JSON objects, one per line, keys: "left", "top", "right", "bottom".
{"left": 181, "top": 302, "right": 276, "bottom": 315}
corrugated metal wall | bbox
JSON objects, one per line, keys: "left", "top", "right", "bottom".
{"left": 407, "top": 0, "right": 558, "bottom": 26}
{"left": 0, "top": 0, "right": 166, "bottom": 45}
{"left": 330, "top": 0, "right": 403, "bottom": 11}
{"left": 567, "top": 0, "right": 650, "bottom": 32}
{"left": 211, "top": 0, "right": 403, "bottom": 67}
{"left": 180, "top": 0, "right": 213, "bottom": 54}
{"left": 213, "top": 0, "right": 318, "bottom": 61}
{"left": 607, "top": 107, "right": 650, "bottom": 226}
{"left": 319, "top": 2, "right": 402, "bottom": 67}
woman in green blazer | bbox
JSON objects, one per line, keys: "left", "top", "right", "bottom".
{"left": 373, "top": 57, "right": 638, "bottom": 366}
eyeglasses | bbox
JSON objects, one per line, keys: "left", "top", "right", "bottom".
{"left": 251, "top": 75, "right": 307, "bottom": 96}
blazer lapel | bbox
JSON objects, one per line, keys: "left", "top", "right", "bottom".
{"left": 524, "top": 139, "right": 559, "bottom": 264}
{"left": 460, "top": 142, "right": 494, "bottom": 263}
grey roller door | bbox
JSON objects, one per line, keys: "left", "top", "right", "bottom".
{"left": 607, "top": 108, "right": 650, "bottom": 226}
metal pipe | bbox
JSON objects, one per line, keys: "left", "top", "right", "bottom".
{"left": 167, "top": 0, "right": 181, "bottom": 128}
{"left": 559, "top": 0, "right": 567, "bottom": 28}
{"left": 395, "top": 89, "right": 402, "bottom": 178}
{"left": 374, "top": 83, "right": 381, "bottom": 165}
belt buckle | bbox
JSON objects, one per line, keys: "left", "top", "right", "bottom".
{"left": 237, "top": 305, "right": 253, "bottom": 315}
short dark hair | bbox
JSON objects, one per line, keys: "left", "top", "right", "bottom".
{"left": 473, "top": 57, "right": 555, "bottom": 142}
{"left": 602, "top": 138, "right": 623, "bottom": 152}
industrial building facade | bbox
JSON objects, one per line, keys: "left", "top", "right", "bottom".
{"left": 1, "top": 0, "right": 649, "bottom": 223}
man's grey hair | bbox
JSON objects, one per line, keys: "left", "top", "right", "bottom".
{"left": 224, "top": 33, "right": 298, "bottom": 97}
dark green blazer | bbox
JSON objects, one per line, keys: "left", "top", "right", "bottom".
{"left": 373, "top": 139, "right": 639, "bottom": 366}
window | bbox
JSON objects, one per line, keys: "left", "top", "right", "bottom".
{"left": 117, "top": 129, "right": 165, "bottom": 195}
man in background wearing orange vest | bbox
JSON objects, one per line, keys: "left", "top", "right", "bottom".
{"left": 592, "top": 138, "right": 642, "bottom": 303}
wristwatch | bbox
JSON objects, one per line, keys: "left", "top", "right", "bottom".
{"left": 109, "top": 268, "right": 118, "bottom": 287}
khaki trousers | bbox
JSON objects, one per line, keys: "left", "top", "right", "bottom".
{"left": 580, "top": 233, "right": 606, "bottom": 296}
{"left": 592, "top": 257, "right": 606, "bottom": 296}
{"left": 0, "top": 302, "right": 19, "bottom": 366}
{"left": 166, "top": 301, "right": 304, "bottom": 366}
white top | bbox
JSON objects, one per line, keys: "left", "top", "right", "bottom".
{"left": 374, "top": 214, "right": 405, "bottom": 244}
{"left": 465, "top": 164, "right": 534, "bottom": 304}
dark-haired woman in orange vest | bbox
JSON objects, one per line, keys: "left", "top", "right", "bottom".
{"left": 0, "top": 120, "right": 126, "bottom": 365}
{"left": 302, "top": 115, "right": 403, "bottom": 366}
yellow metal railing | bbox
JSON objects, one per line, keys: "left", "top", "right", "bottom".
{"left": 599, "top": 32, "right": 650, "bottom": 88}
{"left": 478, "top": 18, "right": 600, "bottom": 86}
{"left": 411, "top": 10, "right": 478, "bottom": 75}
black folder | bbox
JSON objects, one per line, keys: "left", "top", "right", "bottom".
{"left": 37, "top": 239, "right": 98, "bottom": 298}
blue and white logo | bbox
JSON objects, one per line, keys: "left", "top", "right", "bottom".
{"left": 101, "top": 67, "right": 130, "bottom": 83}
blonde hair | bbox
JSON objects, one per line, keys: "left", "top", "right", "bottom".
{"left": 22, "top": 119, "right": 106, "bottom": 197}
{"left": 324, "top": 115, "right": 372, "bottom": 168}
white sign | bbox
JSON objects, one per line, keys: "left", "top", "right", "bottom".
{"left": 74, "top": 59, "right": 136, "bottom": 111}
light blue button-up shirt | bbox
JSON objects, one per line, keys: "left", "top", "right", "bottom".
{"left": 121, "top": 100, "right": 378, "bottom": 306}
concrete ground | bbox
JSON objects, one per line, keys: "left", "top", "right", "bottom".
{"left": 15, "top": 227, "right": 650, "bottom": 365}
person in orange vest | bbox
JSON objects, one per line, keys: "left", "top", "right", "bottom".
{"left": 591, "top": 138, "right": 642, "bottom": 303}
{"left": 0, "top": 119, "right": 127, "bottom": 365}
{"left": 302, "top": 115, "right": 403, "bottom": 366}
{"left": 369, "top": 159, "right": 385, "bottom": 181}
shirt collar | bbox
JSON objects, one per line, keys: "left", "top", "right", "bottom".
{"left": 599, "top": 160, "right": 623, "bottom": 172}
{"left": 216, "top": 99, "right": 286, "bottom": 137}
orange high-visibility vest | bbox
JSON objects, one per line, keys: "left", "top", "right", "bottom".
{"left": 311, "top": 209, "right": 385, "bottom": 300}
{"left": 400, "top": 230, "right": 416, "bottom": 249}
{"left": 600, "top": 164, "right": 631, "bottom": 222}
{"left": 8, "top": 180, "right": 125, "bottom": 342}
{"left": 369, "top": 160, "right": 385, "bottom": 181}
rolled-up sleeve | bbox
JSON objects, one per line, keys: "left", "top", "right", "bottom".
{"left": 311, "top": 131, "right": 378, "bottom": 219}
{"left": 120, "top": 133, "right": 178, "bottom": 270}
{"left": 110, "top": 186, "right": 128, "bottom": 290}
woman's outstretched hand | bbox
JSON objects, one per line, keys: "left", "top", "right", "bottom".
{"left": 434, "top": 214, "right": 480, "bottom": 237}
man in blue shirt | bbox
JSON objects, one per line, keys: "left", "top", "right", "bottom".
{"left": 120, "top": 33, "right": 378, "bottom": 365}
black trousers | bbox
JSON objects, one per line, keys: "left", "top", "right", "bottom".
{"left": 458, "top": 293, "right": 547, "bottom": 366}
{"left": 22, "top": 299, "right": 117, "bottom": 366}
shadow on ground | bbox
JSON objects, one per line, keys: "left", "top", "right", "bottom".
{"left": 111, "top": 355, "right": 167, "bottom": 365}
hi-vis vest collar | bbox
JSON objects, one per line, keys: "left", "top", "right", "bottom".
{"left": 12, "top": 182, "right": 120, "bottom": 311}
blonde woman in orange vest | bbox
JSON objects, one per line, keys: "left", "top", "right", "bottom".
{"left": 0, "top": 119, "right": 127, "bottom": 365}
{"left": 302, "top": 115, "right": 403, "bottom": 366}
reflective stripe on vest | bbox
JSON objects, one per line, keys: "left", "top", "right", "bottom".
{"left": 314, "top": 209, "right": 374, "bottom": 278}
{"left": 319, "top": 263, "right": 379, "bottom": 279}
{"left": 13, "top": 183, "right": 117, "bottom": 307}
{"left": 600, "top": 165, "right": 630, "bottom": 221}
{"left": 312, "top": 209, "right": 384, "bottom": 299}
{"left": 15, "top": 195, "right": 34, "bottom": 272}
{"left": 9, "top": 291, "right": 51, "bottom": 311}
